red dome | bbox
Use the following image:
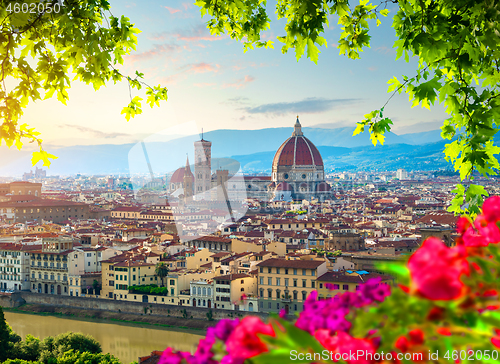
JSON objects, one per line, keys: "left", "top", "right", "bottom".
{"left": 276, "top": 182, "right": 293, "bottom": 191}
{"left": 170, "top": 167, "right": 194, "bottom": 184}
{"left": 272, "top": 136, "right": 323, "bottom": 167}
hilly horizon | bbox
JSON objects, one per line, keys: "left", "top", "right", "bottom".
{"left": 0, "top": 127, "right": 446, "bottom": 176}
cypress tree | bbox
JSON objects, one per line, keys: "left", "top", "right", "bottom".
{"left": 0, "top": 306, "right": 11, "bottom": 361}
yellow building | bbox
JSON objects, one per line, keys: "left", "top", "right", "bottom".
{"left": 316, "top": 270, "right": 393, "bottom": 299}
{"left": 213, "top": 273, "right": 258, "bottom": 311}
{"left": 256, "top": 258, "right": 327, "bottom": 314}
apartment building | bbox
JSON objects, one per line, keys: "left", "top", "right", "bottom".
{"left": 29, "top": 237, "right": 74, "bottom": 295}
{"left": 316, "top": 270, "right": 394, "bottom": 298}
{"left": 256, "top": 258, "right": 327, "bottom": 314}
{"left": 213, "top": 273, "right": 258, "bottom": 311}
{"left": 0, "top": 243, "right": 39, "bottom": 291}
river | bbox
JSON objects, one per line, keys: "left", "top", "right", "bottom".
{"left": 4, "top": 312, "right": 204, "bottom": 364}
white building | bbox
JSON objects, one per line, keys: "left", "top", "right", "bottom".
{"left": 396, "top": 169, "right": 408, "bottom": 180}
{"left": 0, "top": 243, "right": 39, "bottom": 291}
{"left": 190, "top": 278, "right": 214, "bottom": 308}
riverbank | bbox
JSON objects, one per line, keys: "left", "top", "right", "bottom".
{"left": 4, "top": 311, "right": 204, "bottom": 364}
{"left": 3, "top": 303, "right": 215, "bottom": 332}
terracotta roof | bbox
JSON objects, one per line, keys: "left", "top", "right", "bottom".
{"left": 215, "top": 273, "right": 251, "bottom": 281}
{"left": 272, "top": 135, "right": 323, "bottom": 167}
{"left": 256, "top": 258, "right": 325, "bottom": 269}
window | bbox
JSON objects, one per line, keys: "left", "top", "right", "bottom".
{"left": 260, "top": 277, "right": 264, "bottom": 285}
{"left": 311, "top": 270, "right": 315, "bottom": 276}
{"left": 293, "top": 279, "right": 297, "bottom": 287}
{"left": 268, "top": 268, "right": 271, "bottom": 273}
{"left": 268, "top": 302, "right": 271, "bottom": 309}
{"left": 302, "top": 269, "right": 307, "bottom": 276}
{"left": 276, "top": 268, "right": 280, "bottom": 274}
{"left": 302, "top": 292, "right": 307, "bottom": 301}
{"left": 302, "top": 280, "right": 307, "bottom": 288}
{"left": 276, "top": 278, "right": 281, "bottom": 286}
{"left": 268, "top": 277, "right": 272, "bottom": 285}
{"left": 343, "top": 284, "right": 349, "bottom": 290}
{"left": 293, "top": 291, "right": 298, "bottom": 300}
{"left": 311, "top": 281, "right": 315, "bottom": 289}
{"left": 333, "top": 284, "right": 339, "bottom": 290}
{"left": 285, "top": 269, "right": 288, "bottom": 275}
{"left": 284, "top": 278, "right": 289, "bottom": 286}
{"left": 319, "top": 283, "right": 323, "bottom": 289}
{"left": 259, "top": 267, "right": 263, "bottom": 273}
{"left": 276, "top": 303, "right": 280, "bottom": 310}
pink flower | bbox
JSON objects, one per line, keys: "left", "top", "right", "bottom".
{"left": 225, "top": 317, "right": 275, "bottom": 362}
{"left": 408, "top": 238, "right": 469, "bottom": 300}
{"left": 314, "top": 330, "right": 376, "bottom": 364}
{"left": 481, "top": 196, "right": 500, "bottom": 223}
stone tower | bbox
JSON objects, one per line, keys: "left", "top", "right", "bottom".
{"left": 194, "top": 134, "right": 212, "bottom": 200}
{"left": 216, "top": 169, "right": 229, "bottom": 202}
{"left": 183, "top": 155, "right": 193, "bottom": 203}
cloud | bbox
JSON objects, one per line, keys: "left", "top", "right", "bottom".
{"left": 165, "top": 6, "right": 181, "bottom": 14}
{"left": 375, "top": 46, "right": 396, "bottom": 55}
{"left": 150, "top": 25, "right": 224, "bottom": 43}
{"left": 368, "top": 66, "right": 377, "bottom": 71}
{"left": 61, "top": 125, "right": 129, "bottom": 139}
{"left": 182, "top": 62, "right": 220, "bottom": 74}
{"left": 125, "top": 43, "right": 180, "bottom": 65}
{"left": 242, "top": 98, "right": 360, "bottom": 116}
{"left": 225, "top": 97, "right": 250, "bottom": 104}
{"left": 160, "top": 63, "right": 220, "bottom": 85}
{"left": 194, "top": 82, "right": 216, "bottom": 87}
{"left": 223, "top": 75, "right": 255, "bottom": 89}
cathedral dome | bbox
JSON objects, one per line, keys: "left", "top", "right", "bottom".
{"left": 272, "top": 118, "right": 323, "bottom": 169}
{"left": 170, "top": 166, "right": 194, "bottom": 184}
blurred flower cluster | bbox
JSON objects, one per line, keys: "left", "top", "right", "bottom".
{"left": 160, "top": 196, "right": 500, "bottom": 364}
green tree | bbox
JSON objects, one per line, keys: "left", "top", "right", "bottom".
{"left": 0, "top": 306, "right": 11, "bottom": 361}
{"left": 92, "top": 280, "right": 100, "bottom": 295}
{"left": 0, "top": 0, "right": 168, "bottom": 166}
{"left": 39, "top": 332, "right": 101, "bottom": 364}
{"left": 11, "top": 334, "right": 41, "bottom": 362}
{"left": 0, "top": 306, "right": 22, "bottom": 361}
{"left": 154, "top": 262, "right": 169, "bottom": 287}
{"left": 55, "top": 350, "right": 121, "bottom": 364}
{"left": 194, "top": 0, "right": 500, "bottom": 215}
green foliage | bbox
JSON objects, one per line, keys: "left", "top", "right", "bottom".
{"left": 10, "top": 335, "right": 41, "bottom": 362}
{"left": 128, "top": 284, "right": 168, "bottom": 296}
{"left": 0, "top": 0, "right": 168, "bottom": 167}
{"left": 39, "top": 332, "right": 101, "bottom": 364}
{"left": 154, "top": 262, "right": 170, "bottom": 287}
{"left": 0, "top": 307, "right": 12, "bottom": 362}
{"left": 206, "top": 309, "right": 214, "bottom": 321}
{"left": 54, "top": 350, "right": 121, "bottom": 364}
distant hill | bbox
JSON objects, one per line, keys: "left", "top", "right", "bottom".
{"left": 0, "top": 127, "right": 447, "bottom": 176}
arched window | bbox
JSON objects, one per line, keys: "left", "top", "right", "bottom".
{"left": 207, "top": 288, "right": 211, "bottom": 296}
{"left": 197, "top": 287, "right": 201, "bottom": 295}
{"left": 202, "top": 287, "right": 206, "bottom": 296}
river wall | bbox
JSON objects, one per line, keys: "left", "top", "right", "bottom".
{"left": 0, "top": 292, "right": 268, "bottom": 322}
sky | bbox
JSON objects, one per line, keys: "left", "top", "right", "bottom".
{"left": 4, "top": 0, "right": 449, "bottom": 151}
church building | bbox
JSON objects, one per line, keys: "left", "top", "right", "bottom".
{"left": 268, "top": 117, "right": 331, "bottom": 201}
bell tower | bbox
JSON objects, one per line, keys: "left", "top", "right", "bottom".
{"left": 194, "top": 131, "right": 212, "bottom": 200}
{"left": 183, "top": 155, "right": 193, "bottom": 203}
